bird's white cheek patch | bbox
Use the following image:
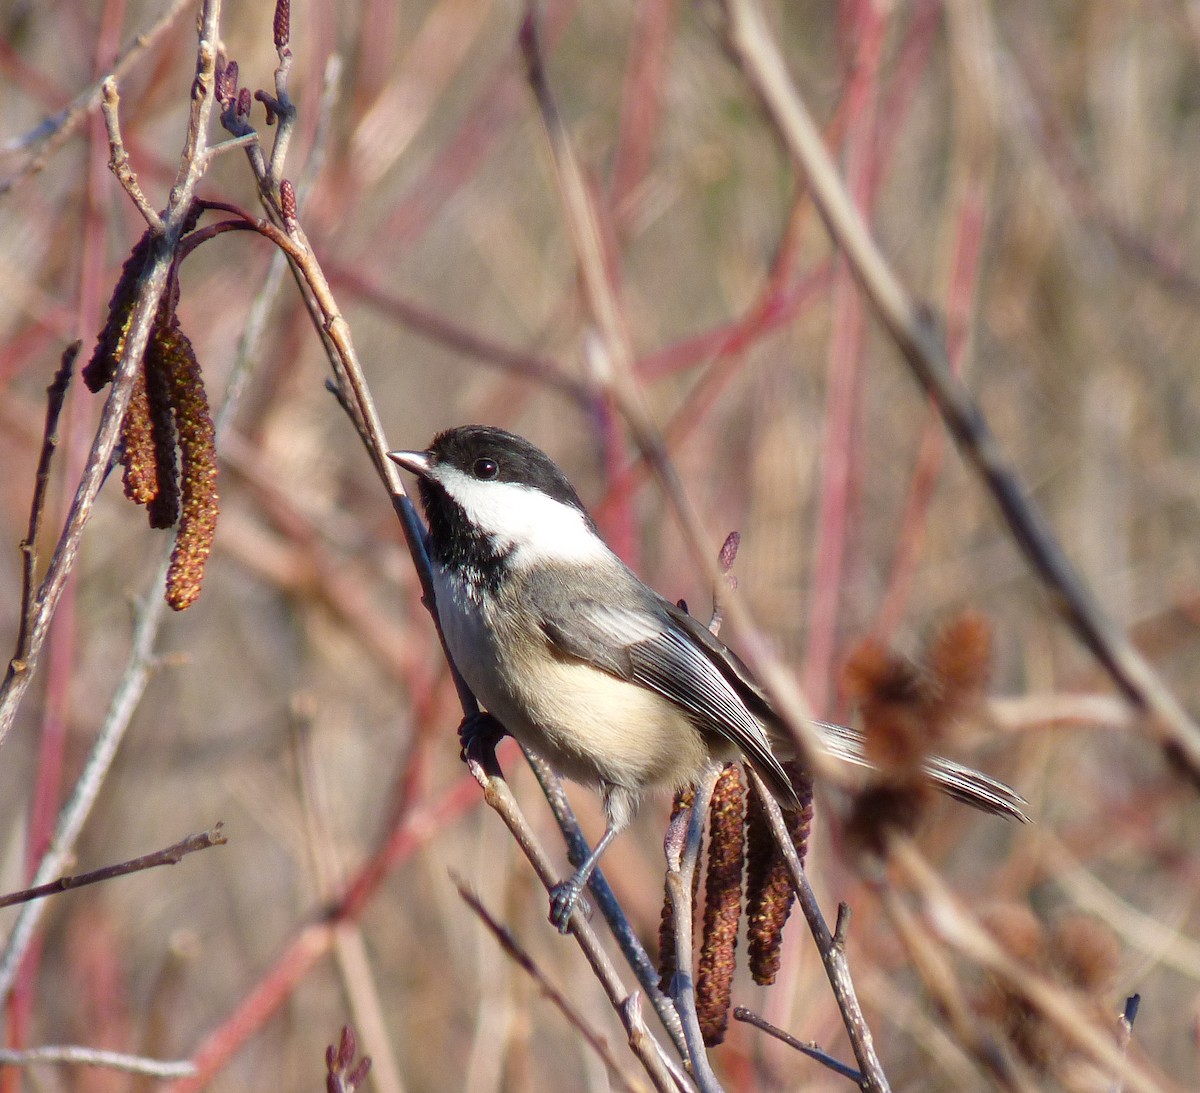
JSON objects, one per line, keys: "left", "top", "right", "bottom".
{"left": 433, "top": 467, "right": 611, "bottom": 567}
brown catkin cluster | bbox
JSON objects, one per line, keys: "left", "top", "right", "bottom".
{"left": 83, "top": 232, "right": 155, "bottom": 393}
{"left": 158, "top": 312, "right": 218, "bottom": 611}
{"left": 974, "top": 904, "right": 1121, "bottom": 1072}
{"left": 143, "top": 329, "right": 183, "bottom": 529}
{"left": 744, "top": 768, "right": 813, "bottom": 986}
{"left": 119, "top": 368, "right": 158, "bottom": 506}
{"left": 85, "top": 216, "right": 218, "bottom": 611}
{"left": 273, "top": 0, "right": 291, "bottom": 49}
{"left": 696, "top": 765, "right": 746, "bottom": 1046}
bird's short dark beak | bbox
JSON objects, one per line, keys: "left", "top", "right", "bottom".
{"left": 387, "top": 449, "right": 433, "bottom": 477}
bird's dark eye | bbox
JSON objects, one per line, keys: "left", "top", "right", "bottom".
{"left": 473, "top": 457, "right": 499, "bottom": 480}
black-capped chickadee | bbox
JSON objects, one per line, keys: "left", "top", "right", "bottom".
{"left": 389, "top": 425, "right": 1026, "bottom": 930}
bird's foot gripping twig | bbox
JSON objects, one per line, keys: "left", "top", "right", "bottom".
{"left": 457, "top": 711, "right": 508, "bottom": 762}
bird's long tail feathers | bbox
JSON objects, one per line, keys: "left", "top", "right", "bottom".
{"left": 813, "top": 719, "right": 1030, "bottom": 823}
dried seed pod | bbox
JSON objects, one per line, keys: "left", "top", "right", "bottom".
{"left": 85, "top": 205, "right": 201, "bottom": 393}
{"left": 84, "top": 231, "right": 154, "bottom": 392}
{"left": 697, "top": 765, "right": 746, "bottom": 1046}
{"left": 160, "top": 312, "right": 218, "bottom": 611}
{"left": 143, "top": 327, "right": 180, "bottom": 529}
{"left": 273, "top": 0, "right": 291, "bottom": 49}
{"left": 926, "top": 610, "right": 992, "bottom": 726}
{"left": 843, "top": 638, "right": 931, "bottom": 775}
{"left": 744, "top": 795, "right": 789, "bottom": 985}
{"left": 743, "top": 766, "right": 813, "bottom": 985}
{"left": 119, "top": 368, "right": 158, "bottom": 505}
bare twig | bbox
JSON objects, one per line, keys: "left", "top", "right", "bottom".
{"left": 745, "top": 770, "right": 891, "bottom": 1093}
{"left": 460, "top": 743, "right": 685, "bottom": 1093}
{"left": 517, "top": 4, "right": 838, "bottom": 786}
{"left": 665, "top": 770, "right": 724, "bottom": 1093}
{"left": 207, "top": 30, "right": 696, "bottom": 1081}
{"left": 523, "top": 749, "right": 688, "bottom": 1059}
{"left": 717, "top": 0, "right": 1200, "bottom": 783}
{"left": 99, "top": 78, "right": 162, "bottom": 230}
{"left": 456, "top": 881, "right": 652, "bottom": 1093}
{"left": 0, "top": 0, "right": 195, "bottom": 197}
{"left": 14, "top": 344, "right": 76, "bottom": 671}
{"left": 0, "top": 1045, "right": 196, "bottom": 1079}
{"left": 732, "top": 1008, "right": 862, "bottom": 1083}
{"left": 0, "top": 826, "right": 225, "bottom": 910}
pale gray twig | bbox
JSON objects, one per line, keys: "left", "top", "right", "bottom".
{"left": 665, "top": 769, "right": 724, "bottom": 1093}
{"left": 0, "top": 1044, "right": 196, "bottom": 1078}
{"left": 99, "top": 79, "right": 162, "bottom": 230}
{"left": 732, "top": 1008, "right": 862, "bottom": 1083}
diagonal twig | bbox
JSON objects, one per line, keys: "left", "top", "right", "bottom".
{"left": 0, "top": 826, "right": 226, "bottom": 910}
{"left": 14, "top": 344, "right": 77, "bottom": 671}
{"left": 718, "top": 0, "right": 1200, "bottom": 783}
{"left": 732, "top": 1007, "right": 862, "bottom": 1083}
{"left": 745, "top": 769, "right": 891, "bottom": 1093}
{"left": 456, "top": 880, "right": 654, "bottom": 1093}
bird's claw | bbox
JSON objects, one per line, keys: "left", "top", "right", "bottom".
{"left": 457, "top": 711, "right": 507, "bottom": 762}
{"left": 548, "top": 879, "right": 591, "bottom": 934}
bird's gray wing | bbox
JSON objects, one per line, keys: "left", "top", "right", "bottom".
{"left": 536, "top": 590, "right": 797, "bottom": 806}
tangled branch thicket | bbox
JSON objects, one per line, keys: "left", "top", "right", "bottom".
{"left": 1, "top": 0, "right": 1199, "bottom": 1089}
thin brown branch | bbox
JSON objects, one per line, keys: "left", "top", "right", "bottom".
{"left": 456, "top": 881, "right": 652, "bottom": 1093}
{"left": 522, "top": 750, "right": 688, "bottom": 1059}
{"left": 14, "top": 343, "right": 77, "bottom": 670}
{"left": 744, "top": 769, "right": 891, "bottom": 1093}
{"left": 0, "top": 825, "right": 226, "bottom": 910}
{"left": 732, "top": 1008, "right": 862, "bottom": 1083}
{"left": 460, "top": 742, "right": 685, "bottom": 1093}
{"left": 718, "top": 0, "right": 1200, "bottom": 783}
